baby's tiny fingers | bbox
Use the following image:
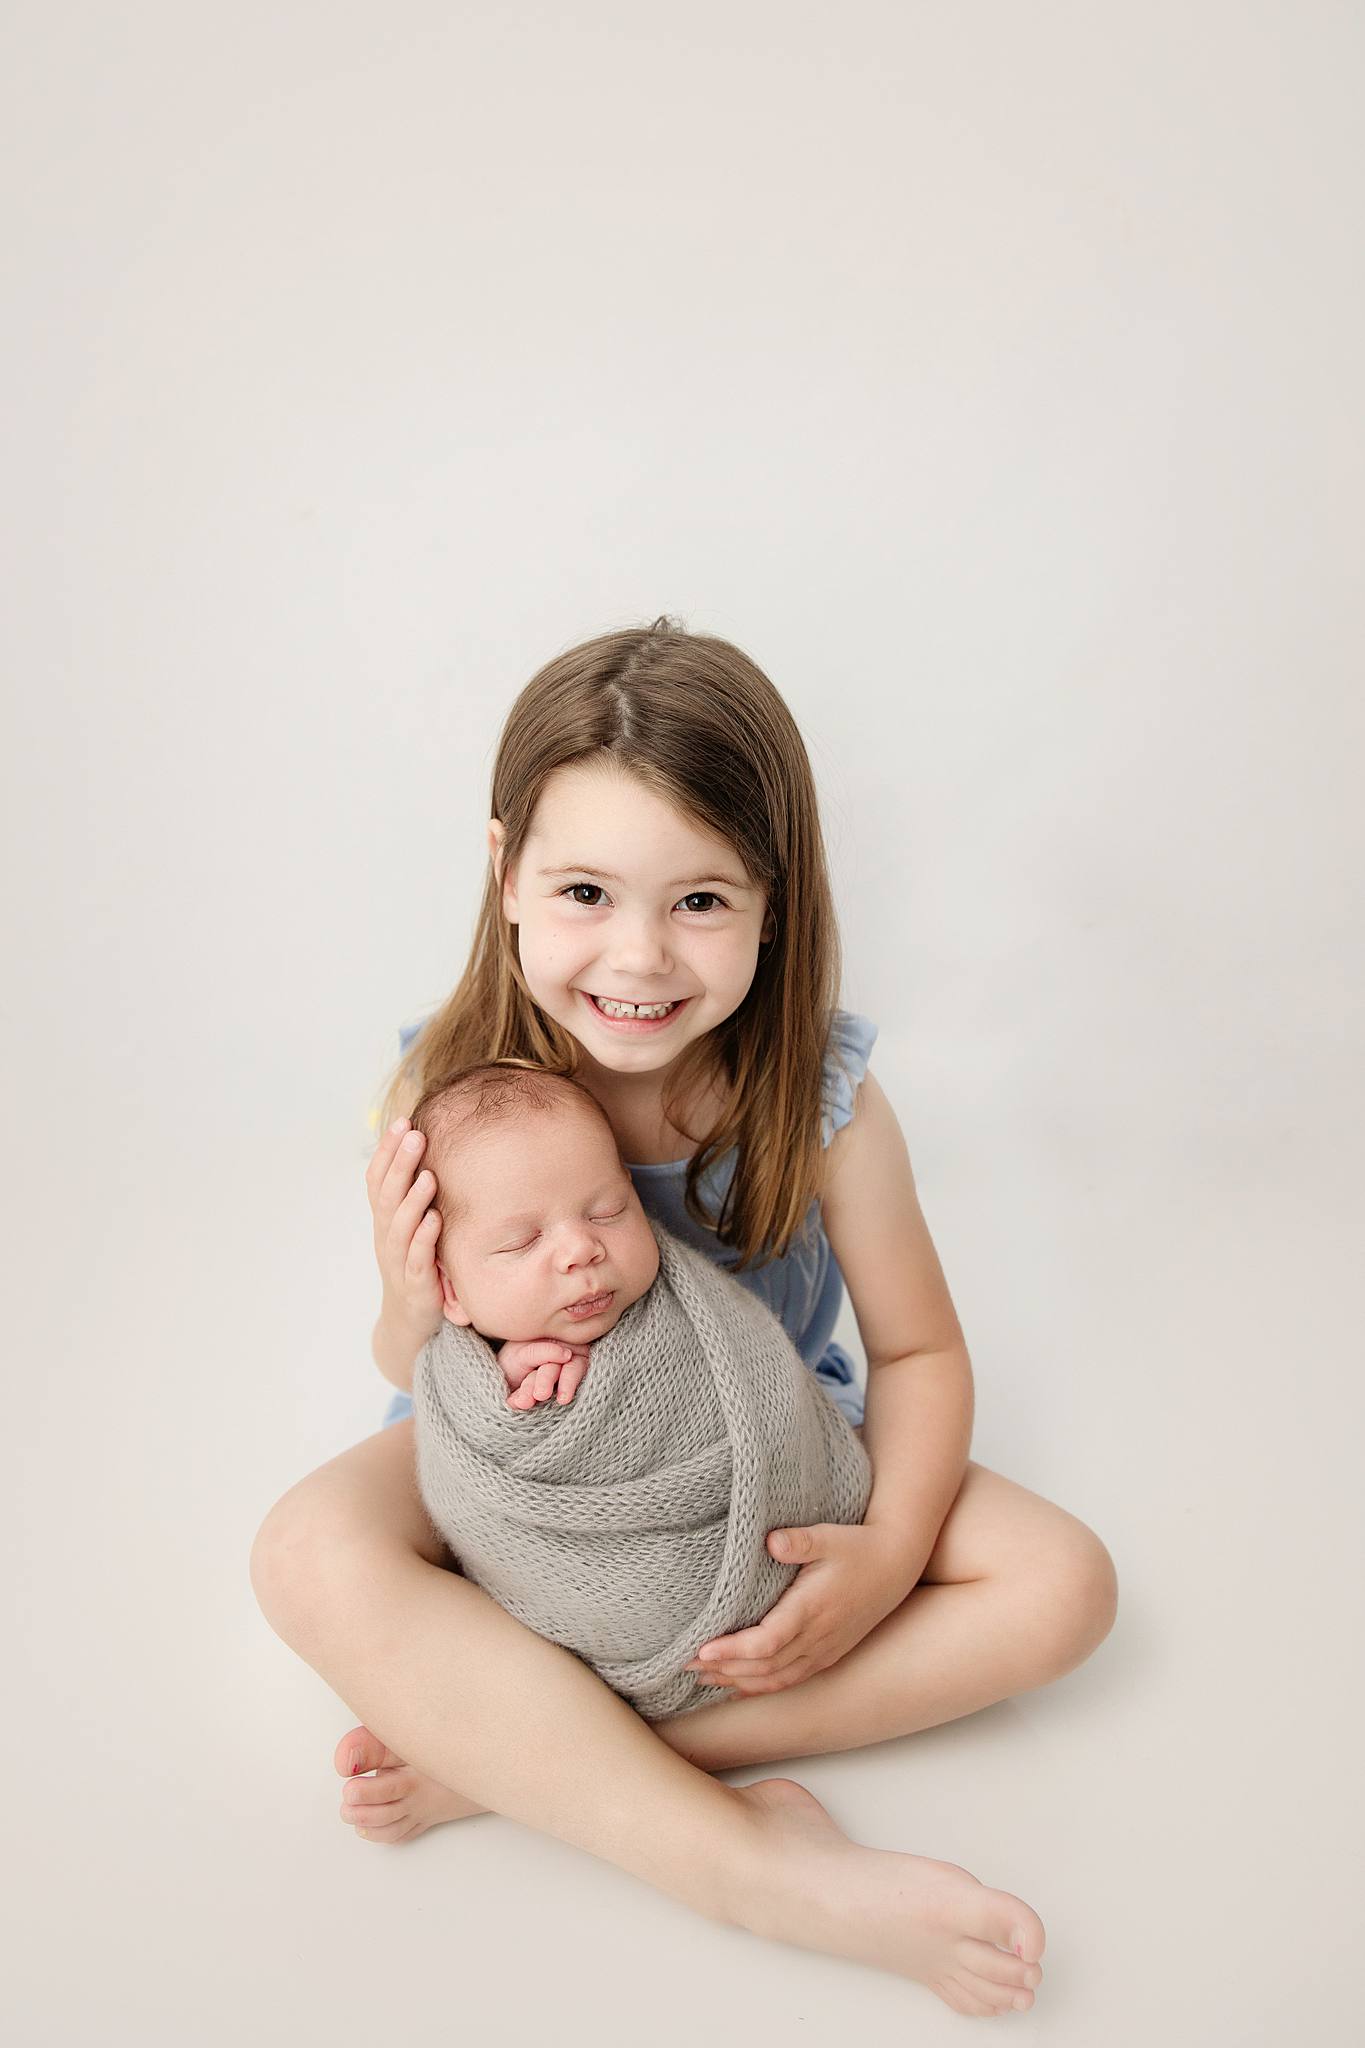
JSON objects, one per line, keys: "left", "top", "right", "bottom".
{"left": 558, "top": 1356, "right": 590, "bottom": 1401}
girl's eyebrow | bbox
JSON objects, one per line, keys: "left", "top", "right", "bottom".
{"left": 537, "top": 863, "right": 749, "bottom": 889}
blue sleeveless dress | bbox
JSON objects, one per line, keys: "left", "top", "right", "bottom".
{"left": 378, "top": 1009, "right": 878, "bottom": 1431}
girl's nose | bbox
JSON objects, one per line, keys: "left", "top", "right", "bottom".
{"left": 604, "top": 913, "right": 672, "bottom": 976}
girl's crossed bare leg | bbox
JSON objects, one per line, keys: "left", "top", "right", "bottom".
{"left": 251, "top": 1420, "right": 1058, "bottom": 2017}
{"left": 335, "top": 1452, "right": 1116, "bottom": 1808}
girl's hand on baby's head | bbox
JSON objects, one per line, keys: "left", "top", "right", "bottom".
{"left": 500, "top": 1339, "right": 592, "bottom": 1410}
{"left": 366, "top": 1118, "right": 444, "bottom": 1342}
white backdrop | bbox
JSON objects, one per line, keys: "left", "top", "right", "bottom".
{"left": 5, "top": 5, "right": 1361, "bottom": 2042}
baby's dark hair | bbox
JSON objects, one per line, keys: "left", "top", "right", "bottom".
{"left": 409, "top": 1059, "right": 616, "bottom": 1247}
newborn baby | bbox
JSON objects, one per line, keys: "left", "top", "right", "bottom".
{"left": 408, "top": 1059, "right": 872, "bottom": 1719}
{"left": 414, "top": 1059, "right": 661, "bottom": 1412}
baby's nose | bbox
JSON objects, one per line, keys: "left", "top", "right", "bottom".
{"left": 558, "top": 1227, "right": 604, "bottom": 1267}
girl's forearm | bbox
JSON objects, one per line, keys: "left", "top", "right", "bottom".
{"left": 371, "top": 1304, "right": 435, "bottom": 1393}
{"left": 859, "top": 1345, "right": 975, "bottom": 1575}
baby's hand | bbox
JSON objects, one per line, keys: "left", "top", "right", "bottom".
{"left": 498, "top": 1339, "right": 592, "bottom": 1410}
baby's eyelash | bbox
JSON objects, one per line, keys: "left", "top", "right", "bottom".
{"left": 558, "top": 883, "right": 727, "bottom": 913}
{"left": 496, "top": 1204, "right": 625, "bottom": 1252}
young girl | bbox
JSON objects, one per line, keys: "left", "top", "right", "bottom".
{"left": 250, "top": 618, "right": 1117, "bottom": 2019}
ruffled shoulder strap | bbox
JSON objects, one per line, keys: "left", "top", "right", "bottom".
{"left": 365, "top": 1012, "right": 433, "bottom": 1136}
{"left": 398, "top": 1011, "right": 433, "bottom": 1058}
{"left": 820, "top": 1009, "right": 879, "bottom": 1147}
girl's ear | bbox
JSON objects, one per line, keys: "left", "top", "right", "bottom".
{"left": 759, "top": 908, "right": 777, "bottom": 946}
{"left": 488, "top": 817, "right": 518, "bottom": 923}
{"left": 438, "top": 1260, "right": 474, "bottom": 1327}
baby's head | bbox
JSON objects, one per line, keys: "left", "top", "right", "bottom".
{"left": 410, "top": 1062, "right": 661, "bottom": 1344}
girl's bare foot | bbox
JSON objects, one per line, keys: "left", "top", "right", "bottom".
{"left": 730, "top": 1778, "right": 1045, "bottom": 2017}
{"left": 334, "top": 1726, "right": 488, "bottom": 1843}
{"left": 331, "top": 1735, "right": 1044, "bottom": 2014}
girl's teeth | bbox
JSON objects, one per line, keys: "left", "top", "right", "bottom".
{"left": 594, "top": 996, "right": 678, "bottom": 1019}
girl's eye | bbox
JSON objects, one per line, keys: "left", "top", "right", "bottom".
{"left": 589, "top": 1205, "right": 627, "bottom": 1222}
{"left": 559, "top": 884, "right": 727, "bottom": 914}
{"left": 496, "top": 1236, "right": 538, "bottom": 1255}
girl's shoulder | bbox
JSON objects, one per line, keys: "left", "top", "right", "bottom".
{"left": 820, "top": 1009, "right": 879, "bottom": 1149}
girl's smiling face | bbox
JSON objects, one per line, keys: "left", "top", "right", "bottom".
{"left": 493, "top": 761, "right": 774, "bottom": 1081}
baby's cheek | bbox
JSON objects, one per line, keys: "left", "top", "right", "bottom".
{"left": 633, "top": 1229, "right": 661, "bottom": 1290}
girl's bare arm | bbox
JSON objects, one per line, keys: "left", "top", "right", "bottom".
{"left": 366, "top": 1118, "right": 444, "bottom": 1389}
{"left": 820, "top": 1069, "right": 975, "bottom": 1576}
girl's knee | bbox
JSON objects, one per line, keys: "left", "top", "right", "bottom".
{"left": 249, "top": 1432, "right": 447, "bottom": 1636}
{"left": 248, "top": 1482, "right": 333, "bottom": 1635}
{"left": 1032, "top": 1523, "right": 1118, "bottom": 1672}
{"left": 249, "top": 1471, "right": 382, "bottom": 1636}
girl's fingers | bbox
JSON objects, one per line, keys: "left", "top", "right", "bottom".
{"left": 364, "top": 1119, "right": 409, "bottom": 1199}
{"left": 366, "top": 1119, "right": 417, "bottom": 1193}
{"left": 714, "top": 1669, "right": 808, "bottom": 1698}
{"left": 696, "top": 1615, "right": 800, "bottom": 1664}
{"left": 385, "top": 1169, "right": 436, "bottom": 1259}
{"left": 695, "top": 1644, "right": 817, "bottom": 1689}
{"left": 688, "top": 1615, "right": 815, "bottom": 1676}
{"left": 404, "top": 1209, "right": 440, "bottom": 1277}
{"left": 372, "top": 1130, "right": 427, "bottom": 1226}
{"left": 699, "top": 1648, "right": 808, "bottom": 1685}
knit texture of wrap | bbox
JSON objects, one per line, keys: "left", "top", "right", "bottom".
{"left": 412, "top": 1216, "right": 874, "bottom": 1720}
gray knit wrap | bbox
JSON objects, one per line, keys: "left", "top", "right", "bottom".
{"left": 412, "top": 1217, "right": 873, "bottom": 1720}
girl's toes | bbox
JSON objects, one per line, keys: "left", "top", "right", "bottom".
{"left": 355, "top": 1816, "right": 426, "bottom": 1845}
{"left": 949, "top": 1979, "right": 999, "bottom": 2018}
{"left": 963, "top": 1968, "right": 1032, "bottom": 2014}
{"left": 342, "top": 1773, "right": 406, "bottom": 1816}
{"left": 932, "top": 1978, "right": 977, "bottom": 2017}
{"left": 340, "top": 1795, "right": 406, "bottom": 1830}
{"left": 334, "top": 1725, "right": 406, "bottom": 1779}
{"left": 954, "top": 1966, "right": 1025, "bottom": 2016}
{"left": 957, "top": 1937, "right": 1043, "bottom": 1991}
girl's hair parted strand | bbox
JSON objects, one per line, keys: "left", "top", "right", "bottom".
{"left": 375, "top": 616, "right": 842, "bottom": 1271}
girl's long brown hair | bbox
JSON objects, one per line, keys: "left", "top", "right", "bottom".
{"left": 374, "top": 616, "right": 842, "bottom": 1271}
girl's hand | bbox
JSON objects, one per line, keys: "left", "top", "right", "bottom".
{"left": 685, "top": 1523, "right": 918, "bottom": 1696}
{"left": 499, "top": 1340, "right": 592, "bottom": 1409}
{"left": 366, "top": 1117, "right": 444, "bottom": 1345}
